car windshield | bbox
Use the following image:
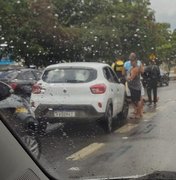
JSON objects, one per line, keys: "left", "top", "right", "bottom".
{"left": 42, "top": 68, "right": 97, "bottom": 83}
{"left": 1, "top": 0, "right": 176, "bottom": 180}
{"left": 0, "top": 71, "right": 18, "bottom": 80}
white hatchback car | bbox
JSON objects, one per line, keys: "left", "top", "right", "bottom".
{"left": 30, "top": 62, "right": 129, "bottom": 133}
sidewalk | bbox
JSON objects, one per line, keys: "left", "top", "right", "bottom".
{"left": 169, "top": 71, "right": 176, "bottom": 80}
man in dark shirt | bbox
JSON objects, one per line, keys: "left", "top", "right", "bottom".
{"left": 145, "top": 60, "right": 160, "bottom": 106}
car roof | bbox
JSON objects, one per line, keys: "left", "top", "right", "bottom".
{"left": 0, "top": 68, "right": 37, "bottom": 72}
{"left": 45, "top": 62, "right": 110, "bottom": 70}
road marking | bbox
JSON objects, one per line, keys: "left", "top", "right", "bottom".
{"left": 68, "top": 167, "right": 80, "bottom": 171}
{"left": 144, "top": 112, "right": 157, "bottom": 119}
{"left": 66, "top": 143, "right": 105, "bottom": 161}
{"left": 115, "top": 123, "right": 138, "bottom": 134}
{"left": 122, "top": 136, "right": 129, "bottom": 140}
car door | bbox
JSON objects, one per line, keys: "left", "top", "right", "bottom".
{"left": 108, "top": 67, "right": 125, "bottom": 112}
{"left": 103, "top": 67, "right": 119, "bottom": 116}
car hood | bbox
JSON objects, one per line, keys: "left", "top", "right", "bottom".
{"left": 83, "top": 171, "right": 176, "bottom": 180}
{"left": 0, "top": 94, "right": 26, "bottom": 109}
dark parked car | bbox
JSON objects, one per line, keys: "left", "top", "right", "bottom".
{"left": 158, "top": 70, "right": 169, "bottom": 87}
{"left": 0, "top": 81, "right": 41, "bottom": 159}
{"left": 0, "top": 68, "right": 41, "bottom": 100}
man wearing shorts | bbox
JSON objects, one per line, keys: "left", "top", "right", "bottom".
{"left": 127, "top": 55, "right": 142, "bottom": 119}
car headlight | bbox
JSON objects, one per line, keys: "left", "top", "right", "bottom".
{"left": 15, "top": 107, "right": 28, "bottom": 113}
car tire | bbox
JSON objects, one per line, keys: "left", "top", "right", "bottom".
{"left": 118, "top": 98, "right": 129, "bottom": 123}
{"left": 21, "top": 135, "right": 41, "bottom": 159}
{"left": 102, "top": 105, "right": 113, "bottom": 134}
{"left": 38, "top": 120, "right": 47, "bottom": 135}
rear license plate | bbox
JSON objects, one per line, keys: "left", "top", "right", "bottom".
{"left": 54, "top": 111, "right": 75, "bottom": 117}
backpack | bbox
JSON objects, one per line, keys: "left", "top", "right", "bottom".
{"left": 114, "top": 60, "right": 124, "bottom": 72}
{"left": 150, "top": 65, "right": 160, "bottom": 80}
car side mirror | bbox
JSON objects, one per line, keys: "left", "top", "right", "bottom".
{"left": 118, "top": 77, "right": 126, "bottom": 85}
{"left": 0, "top": 82, "right": 13, "bottom": 101}
{"left": 9, "top": 88, "right": 14, "bottom": 94}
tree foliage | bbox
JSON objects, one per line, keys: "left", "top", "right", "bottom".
{"left": 0, "top": 0, "right": 174, "bottom": 66}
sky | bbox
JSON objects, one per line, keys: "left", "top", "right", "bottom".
{"left": 150, "top": 0, "right": 176, "bottom": 30}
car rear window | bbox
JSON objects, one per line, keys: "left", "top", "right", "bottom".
{"left": 0, "top": 71, "right": 18, "bottom": 80}
{"left": 42, "top": 67, "right": 97, "bottom": 83}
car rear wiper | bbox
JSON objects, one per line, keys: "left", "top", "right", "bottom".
{"left": 66, "top": 80, "right": 84, "bottom": 83}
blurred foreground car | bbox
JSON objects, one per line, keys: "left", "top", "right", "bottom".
{"left": 0, "top": 68, "right": 41, "bottom": 100}
{"left": 31, "top": 62, "right": 129, "bottom": 133}
{"left": 0, "top": 81, "right": 41, "bottom": 159}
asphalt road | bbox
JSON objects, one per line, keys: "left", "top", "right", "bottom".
{"left": 38, "top": 81, "right": 176, "bottom": 180}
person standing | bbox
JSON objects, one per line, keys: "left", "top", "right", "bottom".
{"left": 112, "top": 57, "right": 125, "bottom": 83}
{"left": 145, "top": 60, "right": 160, "bottom": 106}
{"left": 127, "top": 55, "right": 142, "bottom": 119}
{"left": 124, "top": 53, "right": 144, "bottom": 117}
{"left": 124, "top": 53, "right": 141, "bottom": 76}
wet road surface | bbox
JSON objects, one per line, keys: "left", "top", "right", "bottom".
{"left": 38, "top": 81, "right": 176, "bottom": 180}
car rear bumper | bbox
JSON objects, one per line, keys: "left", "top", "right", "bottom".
{"left": 35, "top": 104, "right": 104, "bottom": 122}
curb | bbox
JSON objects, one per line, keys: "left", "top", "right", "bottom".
{"left": 169, "top": 75, "right": 176, "bottom": 80}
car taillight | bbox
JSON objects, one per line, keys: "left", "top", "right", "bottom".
{"left": 90, "top": 84, "right": 106, "bottom": 94}
{"left": 32, "top": 84, "right": 41, "bottom": 94}
{"left": 9, "top": 82, "right": 17, "bottom": 90}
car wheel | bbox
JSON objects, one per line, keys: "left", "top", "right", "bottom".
{"left": 102, "top": 105, "right": 113, "bottom": 133}
{"left": 21, "top": 135, "right": 41, "bottom": 159}
{"left": 38, "top": 120, "right": 47, "bottom": 135}
{"left": 118, "top": 99, "right": 129, "bottom": 123}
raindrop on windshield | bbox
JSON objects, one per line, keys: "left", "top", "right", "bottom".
{"left": 136, "top": 28, "right": 140, "bottom": 32}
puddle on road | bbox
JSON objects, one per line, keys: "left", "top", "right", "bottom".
{"left": 130, "top": 123, "right": 156, "bottom": 137}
